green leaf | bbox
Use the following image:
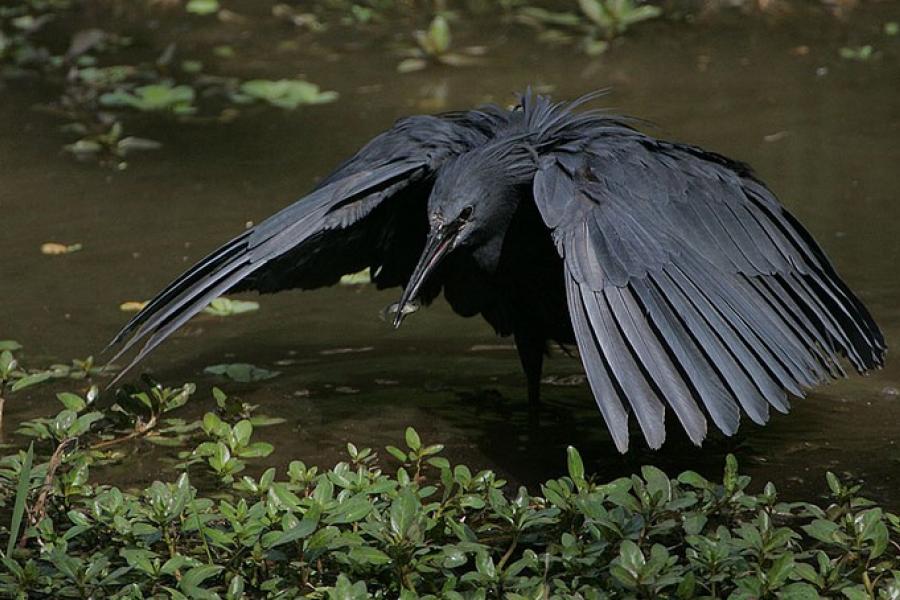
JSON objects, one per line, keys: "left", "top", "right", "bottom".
{"left": 427, "top": 15, "right": 451, "bottom": 54}
{"left": 204, "top": 363, "right": 280, "bottom": 383}
{"left": 239, "top": 442, "right": 274, "bottom": 458}
{"left": 475, "top": 550, "right": 496, "bottom": 579}
{"left": 203, "top": 297, "right": 259, "bottom": 317}
{"left": 724, "top": 453, "right": 739, "bottom": 493}
{"left": 325, "top": 495, "right": 373, "bottom": 524}
{"left": 767, "top": 553, "right": 794, "bottom": 588}
{"left": 0, "top": 350, "right": 14, "bottom": 377}
{"left": 677, "top": 571, "right": 696, "bottom": 598}
{"left": 348, "top": 546, "right": 391, "bottom": 566}
{"left": 390, "top": 487, "right": 419, "bottom": 538}
{"left": 179, "top": 564, "right": 223, "bottom": 596}
{"left": 238, "top": 79, "right": 338, "bottom": 110}
{"left": 397, "top": 58, "right": 427, "bottom": 73}
{"left": 69, "top": 412, "right": 104, "bottom": 437}
{"left": 185, "top": 0, "right": 219, "bottom": 15}
{"left": 11, "top": 371, "right": 52, "bottom": 392}
{"left": 232, "top": 420, "right": 253, "bottom": 446}
{"left": 405, "top": 427, "right": 421, "bottom": 451}
{"left": 267, "top": 508, "right": 320, "bottom": 547}
{"left": 57, "top": 392, "right": 86, "bottom": 412}
{"left": 386, "top": 445, "right": 407, "bottom": 462}
{"left": 7, "top": 443, "right": 33, "bottom": 556}
{"left": 567, "top": 446, "right": 585, "bottom": 484}
{"left": 642, "top": 465, "right": 671, "bottom": 502}
{"left": 578, "top": 0, "right": 610, "bottom": 27}
{"left": 339, "top": 268, "right": 371, "bottom": 285}
{"left": 0, "top": 340, "right": 22, "bottom": 351}
{"left": 121, "top": 548, "right": 158, "bottom": 575}
{"left": 677, "top": 470, "right": 709, "bottom": 488}
{"left": 780, "top": 582, "right": 821, "bottom": 600}
{"left": 841, "top": 586, "right": 870, "bottom": 600}
{"left": 803, "top": 519, "right": 841, "bottom": 544}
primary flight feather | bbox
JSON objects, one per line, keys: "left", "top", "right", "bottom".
{"left": 108, "top": 90, "right": 885, "bottom": 452}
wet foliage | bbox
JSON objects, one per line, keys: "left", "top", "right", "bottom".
{"left": 1, "top": 343, "right": 900, "bottom": 598}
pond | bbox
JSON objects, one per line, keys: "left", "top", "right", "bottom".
{"left": 2, "top": 3, "right": 899, "bottom": 507}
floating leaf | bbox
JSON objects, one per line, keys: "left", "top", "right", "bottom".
{"left": 238, "top": 79, "right": 338, "bottom": 110}
{"left": 204, "top": 363, "right": 280, "bottom": 383}
{"left": 100, "top": 84, "right": 196, "bottom": 113}
{"left": 339, "top": 268, "right": 371, "bottom": 285}
{"left": 213, "top": 45, "right": 235, "bottom": 58}
{"left": 204, "top": 297, "right": 260, "bottom": 317}
{"left": 185, "top": 0, "right": 219, "bottom": 15}
{"left": 397, "top": 58, "right": 427, "bottom": 73}
{"left": 839, "top": 45, "right": 875, "bottom": 61}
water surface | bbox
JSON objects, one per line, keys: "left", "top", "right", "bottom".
{"left": 2, "top": 5, "right": 899, "bottom": 504}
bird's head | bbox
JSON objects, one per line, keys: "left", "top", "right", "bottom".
{"left": 392, "top": 143, "right": 536, "bottom": 327}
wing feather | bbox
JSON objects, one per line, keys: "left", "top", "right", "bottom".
{"left": 107, "top": 114, "right": 493, "bottom": 380}
{"left": 565, "top": 274, "right": 631, "bottom": 452}
{"left": 579, "top": 284, "right": 667, "bottom": 448}
{"left": 533, "top": 129, "right": 882, "bottom": 450}
{"left": 630, "top": 279, "right": 741, "bottom": 435}
{"left": 606, "top": 285, "right": 707, "bottom": 444}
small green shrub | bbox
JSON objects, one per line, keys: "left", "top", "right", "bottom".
{"left": 1, "top": 368, "right": 899, "bottom": 598}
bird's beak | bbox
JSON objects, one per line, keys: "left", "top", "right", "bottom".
{"left": 393, "top": 222, "right": 461, "bottom": 328}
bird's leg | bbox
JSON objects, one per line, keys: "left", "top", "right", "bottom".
{"left": 514, "top": 331, "right": 546, "bottom": 408}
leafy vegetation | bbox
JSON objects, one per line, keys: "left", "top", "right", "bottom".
{"left": 517, "top": 0, "right": 661, "bottom": 55}
{"left": 397, "top": 15, "right": 485, "bottom": 73}
{"left": 4, "top": 0, "right": 888, "bottom": 165}
{"left": 1, "top": 341, "right": 899, "bottom": 598}
{"left": 234, "top": 80, "right": 338, "bottom": 110}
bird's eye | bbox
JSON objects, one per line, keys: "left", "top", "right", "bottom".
{"left": 459, "top": 206, "right": 474, "bottom": 221}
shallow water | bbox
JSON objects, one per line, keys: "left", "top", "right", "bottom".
{"left": 2, "top": 5, "right": 899, "bottom": 505}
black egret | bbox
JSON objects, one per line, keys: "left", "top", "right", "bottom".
{"left": 107, "top": 90, "right": 885, "bottom": 452}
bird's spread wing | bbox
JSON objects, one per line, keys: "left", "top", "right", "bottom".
{"left": 534, "top": 135, "right": 884, "bottom": 452}
{"left": 106, "top": 114, "right": 493, "bottom": 380}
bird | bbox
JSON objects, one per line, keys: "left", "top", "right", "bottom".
{"left": 106, "top": 89, "right": 885, "bottom": 453}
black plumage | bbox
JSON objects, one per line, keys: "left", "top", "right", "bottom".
{"left": 107, "top": 90, "right": 886, "bottom": 452}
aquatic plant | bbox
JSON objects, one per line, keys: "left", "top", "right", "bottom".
{"left": 839, "top": 45, "right": 876, "bottom": 61}
{"left": 517, "top": 0, "right": 662, "bottom": 54}
{"left": 1, "top": 350, "right": 899, "bottom": 597}
{"left": 100, "top": 83, "right": 197, "bottom": 114}
{"left": 577, "top": 0, "right": 662, "bottom": 38}
{"left": 397, "top": 15, "right": 485, "bottom": 73}
{"left": 234, "top": 79, "right": 339, "bottom": 110}
{"left": 185, "top": 0, "right": 221, "bottom": 16}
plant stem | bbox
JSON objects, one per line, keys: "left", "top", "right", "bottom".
{"left": 23, "top": 437, "right": 76, "bottom": 548}
{"left": 497, "top": 534, "right": 519, "bottom": 571}
{"left": 90, "top": 414, "right": 157, "bottom": 449}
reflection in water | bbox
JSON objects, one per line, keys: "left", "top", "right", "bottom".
{"left": 1, "top": 6, "right": 898, "bottom": 505}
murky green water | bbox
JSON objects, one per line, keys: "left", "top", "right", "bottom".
{"left": 2, "top": 5, "right": 899, "bottom": 505}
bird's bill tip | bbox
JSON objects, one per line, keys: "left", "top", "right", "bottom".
{"left": 393, "top": 226, "right": 458, "bottom": 327}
